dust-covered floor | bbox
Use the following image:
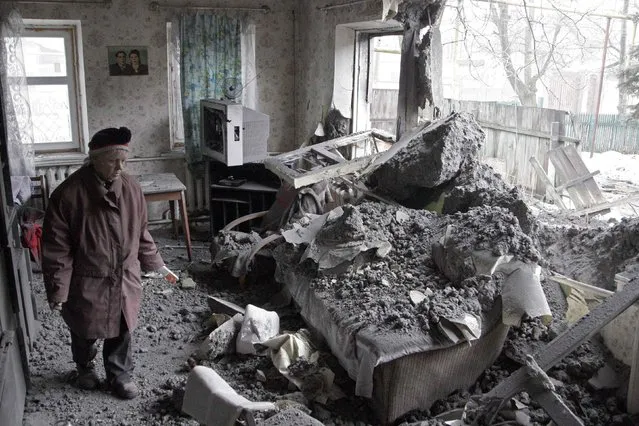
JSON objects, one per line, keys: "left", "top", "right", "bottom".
{"left": 21, "top": 221, "right": 639, "bottom": 426}
{"left": 20, "top": 152, "right": 639, "bottom": 425}
{"left": 21, "top": 224, "right": 377, "bottom": 426}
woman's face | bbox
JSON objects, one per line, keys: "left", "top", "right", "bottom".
{"left": 92, "top": 150, "right": 128, "bottom": 182}
{"left": 129, "top": 53, "right": 140, "bottom": 66}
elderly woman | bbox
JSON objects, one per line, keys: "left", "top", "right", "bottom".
{"left": 42, "top": 127, "right": 174, "bottom": 399}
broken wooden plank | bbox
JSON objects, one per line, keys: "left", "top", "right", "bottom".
{"left": 548, "top": 148, "right": 588, "bottom": 209}
{"left": 571, "top": 191, "right": 639, "bottom": 216}
{"left": 264, "top": 130, "right": 394, "bottom": 189}
{"left": 546, "top": 272, "right": 613, "bottom": 298}
{"left": 483, "top": 278, "right": 639, "bottom": 400}
{"left": 561, "top": 145, "right": 607, "bottom": 205}
{"left": 550, "top": 272, "right": 639, "bottom": 415}
{"left": 207, "top": 295, "right": 245, "bottom": 316}
{"left": 533, "top": 390, "right": 584, "bottom": 426}
{"left": 311, "top": 146, "right": 345, "bottom": 164}
{"left": 529, "top": 157, "right": 568, "bottom": 210}
{"left": 555, "top": 170, "right": 601, "bottom": 192}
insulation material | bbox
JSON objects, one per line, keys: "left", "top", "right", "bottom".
{"left": 182, "top": 366, "right": 276, "bottom": 426}
{"left": 236, "top": 304, "right": 280, "bottom": 355}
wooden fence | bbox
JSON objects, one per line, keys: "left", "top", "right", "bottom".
{"left": 566, "top": 113, "right": 639, "bottom": 154}
{"left": 369, "top": 95, "right": 585, "bottom": 194}
{"left": 439, "top": 99, "right": 573, "bottom": 195}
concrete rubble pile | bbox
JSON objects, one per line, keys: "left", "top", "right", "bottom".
{"left": 369, "top": 112, "right": 538, "bottom": 235}
{"left": 191, "top": 112, "right": 638, "bottom": 425}
{"left": 539, "top": 217, "right": 639, "bottom": 290}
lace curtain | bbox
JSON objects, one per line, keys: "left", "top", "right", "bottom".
{"left": 179, "top": 12, "right": 243, "bottom": 173}
{"left": 0, "top": 5, "right": 35, "bottom": 178}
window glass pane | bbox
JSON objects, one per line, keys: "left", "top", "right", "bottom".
{"left": 23, "top": 37, "right": 67, "bottom": 77}
{"left": 28, "top": 84, "right": 72, "bottom": 143}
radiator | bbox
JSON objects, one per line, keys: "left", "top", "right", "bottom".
{"left": 184, "top": 165, "right": 210, "bottom": 213}
{"left": 36, "top": 163, "right": 210, "bottom": 214}
{"left": 36, "top": 164, "right": 82, "bottom": 195}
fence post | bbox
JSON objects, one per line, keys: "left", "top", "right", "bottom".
{"left": 550, "top": 121, "right": 561, "bottom": 149}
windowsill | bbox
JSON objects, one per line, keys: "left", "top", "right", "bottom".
{"left": 34, "top": 150, "right": 186, "bottom": 167}
{"left": 34, "top": 152, "right": 87, "bottom": 167}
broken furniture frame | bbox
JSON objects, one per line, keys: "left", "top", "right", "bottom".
{"left": 217, "top": 210, "right": 283, "bottom": 286}
{"left": 264, "top": 129, "right": 394, "bottom": 189}
{"left": 471, "top": 277, "right": 639, "bottom": 425}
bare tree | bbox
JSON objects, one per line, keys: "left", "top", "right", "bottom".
{"left": 447, "top": 0, "right": 613, "bottom": 108}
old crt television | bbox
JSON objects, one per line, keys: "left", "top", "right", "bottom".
{"left": 200, "top": 99, "right": 270, "bottom": 166}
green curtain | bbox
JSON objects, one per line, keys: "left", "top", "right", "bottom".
{"left": 180, "top": 13, "right": 242, "bottom": 170}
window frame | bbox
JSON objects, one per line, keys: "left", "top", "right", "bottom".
{"left": 332, "top": 21, "right": 403, "bottom": 136}
{"left": 22, "top": 19, "right": 89, "bottom": 154}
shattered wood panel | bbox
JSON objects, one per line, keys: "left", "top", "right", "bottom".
{"left": 548, "top": 146, "right": 607, "bottom": 210}
{"left": 264, "top": 130, "right": 394, "bottom": 189}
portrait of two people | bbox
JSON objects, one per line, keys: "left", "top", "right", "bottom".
{"left": 109, "top": 48, "right": 149, "bottom": 76}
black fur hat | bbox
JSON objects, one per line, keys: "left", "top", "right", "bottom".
{"left": 88, "top": 127, "right": 132, "bottom": 151}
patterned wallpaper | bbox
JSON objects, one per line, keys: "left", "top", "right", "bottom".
{"left": 17, "top": 0, "right": 389, "bottom": 167}
{"left": 295, "top": 1, "right": 385, "bottom": 145}
{"left": 17, "top": 0, "right": 297, "bottom": 165}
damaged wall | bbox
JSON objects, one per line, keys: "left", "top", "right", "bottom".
{"left": 16, "top": 0, "right": 297, "bottom": 162}
{"left": 296, "top": 0, "right": 447, "bottom": 144}
{"left": 295, "top": 1, "right": 385, "bottom": 144}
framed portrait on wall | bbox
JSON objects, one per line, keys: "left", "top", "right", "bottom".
{"left": 107, "top": 46, "right": 149, "bottom": 76}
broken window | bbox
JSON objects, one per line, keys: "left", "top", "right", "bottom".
{"left": 354, "top": 32, "right": 403, "bottom": 134}
{"left": 332, "top": 21, "right": 403, "bottom": 137}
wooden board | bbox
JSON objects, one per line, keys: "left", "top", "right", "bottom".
{"left": 548, "top": 145, "right": 607, "bottom": 211}
{"left": 264, "top": 130, "right": 394, "bottom": 189}
{"left": 529, "top": 156, "right": 567, "bottom": 210}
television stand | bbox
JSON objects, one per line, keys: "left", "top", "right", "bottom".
{"left": 209, "top": 180, "right": 279, "bottom": 236}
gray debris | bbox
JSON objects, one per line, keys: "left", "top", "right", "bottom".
{"left": 371, "top": 112, "right": 484, "bottom": 200}
{"left": 262, "top": 408, "right": 324, "bottom": 426}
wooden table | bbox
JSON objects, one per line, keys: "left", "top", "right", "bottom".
{"left": 137, "top": 173, "right": 192, "bottom": 261}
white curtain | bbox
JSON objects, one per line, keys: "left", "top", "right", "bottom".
{"left": 241, "top": 22, "right": 257, "bottom": 110}
{"left": 167, "top": 19, "right": 185, "bottom": 147}
{"left": 0, "top": 5, "right": 34, "bottom": 177}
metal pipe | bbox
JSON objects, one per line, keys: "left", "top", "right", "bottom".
{"left": 149, "top": 1, "right": 270, "bottom": 13}
{"left": 590, "top": 17, "right": 612, "bottom": 159}
{"left": 317, "top": 0, "right": 373, "bottom": 12}
{"left": 0, "top": 0, "right": 110, "bottom": 4}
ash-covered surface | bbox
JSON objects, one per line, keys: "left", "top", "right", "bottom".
{"left": 280, "top": 202, "right": 538, "bottom": 337}
{"left": 371, "top": 112, "right": 483, "bottom": 200}
{"left": 442, "top": 161, "right": 538, "bottom": 236}
{"left": 538, "top": 217, "right": 639, "bottom": 290}
{"left": 22, "top": 223, "right": 639, "bottom": 426}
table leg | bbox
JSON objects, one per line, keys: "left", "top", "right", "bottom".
{"left": 179, "top": 191, "right": 193, "bottom": 261}
{"left": 169, "top": 200, "right": 178, "bottom": 239}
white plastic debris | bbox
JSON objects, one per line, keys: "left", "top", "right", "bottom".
{"left": 236, "top": 304, "right": 280, "bottom": 355}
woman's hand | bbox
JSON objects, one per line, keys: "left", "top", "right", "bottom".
{"left": 49, "top": 301, "right": 62, "bottom": 311}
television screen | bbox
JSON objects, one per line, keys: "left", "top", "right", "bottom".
{"left": 201, "top": 105, "right": 225, "bottom": 156}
